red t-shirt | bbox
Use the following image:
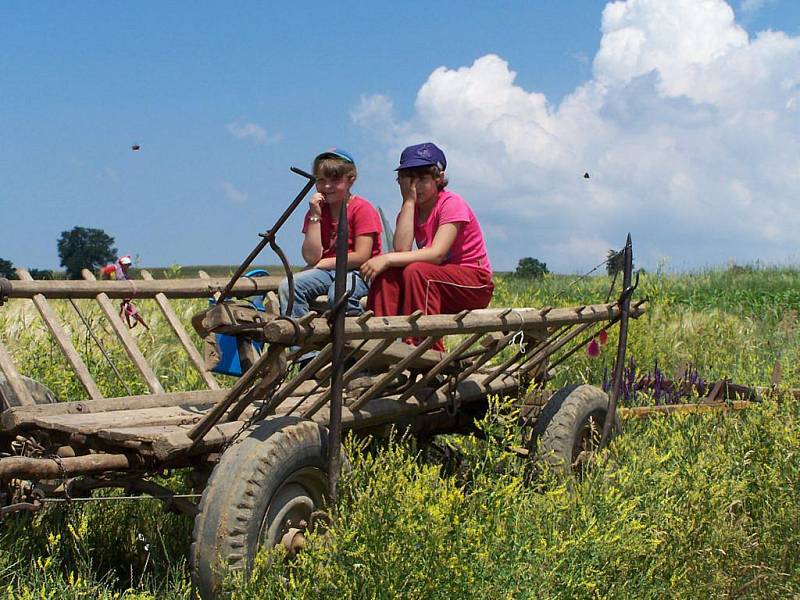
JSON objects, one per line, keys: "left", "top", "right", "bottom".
{"left": 413, "top": 190, "right": 492, "bottom": 274}
{"left": 302, "top": 195, "right": 382, "bottom": 259}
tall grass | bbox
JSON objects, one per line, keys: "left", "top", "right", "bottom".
{"left": 1, "top": 266, "right": 798, "bottom": 598}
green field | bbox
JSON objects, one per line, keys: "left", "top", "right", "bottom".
{"left": 0, "top": 267, "right": 798, "bottom": 598}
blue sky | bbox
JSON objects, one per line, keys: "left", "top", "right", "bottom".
{"left": 2, "top": 0, "right": 799, "bottom": 273}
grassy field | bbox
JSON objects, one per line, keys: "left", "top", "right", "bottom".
{"left": 0, "top": 266, "right": 798, "bottom": 598}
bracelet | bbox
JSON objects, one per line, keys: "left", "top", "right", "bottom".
{"left": 308, "top": 216, "right": 321, "bottom": 223}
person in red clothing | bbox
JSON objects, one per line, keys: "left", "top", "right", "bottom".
{"left": 278, "top": 148, "right": 382, "bottom": 318}
{"left": 361, "top": 143, "right": 493, "bottom": 350}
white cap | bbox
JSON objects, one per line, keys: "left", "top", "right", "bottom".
{"left": 118, "top": 255, "right": 132, "bottom": 265}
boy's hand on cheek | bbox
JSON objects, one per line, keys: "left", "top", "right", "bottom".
{"left": 309, "top": 193, "right": 324, "bottom": 217}
{"left": 398, "top": 177, "right": 417, "bottom": 204}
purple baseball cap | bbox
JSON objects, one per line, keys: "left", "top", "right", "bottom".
{"left": 396, "top": 142, "right": 447, "bottom": 171}
{"left": 314, "top": 147, "right": 355, "bottom": 164}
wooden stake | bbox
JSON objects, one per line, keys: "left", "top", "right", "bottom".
{"left": 81, "top": 270, "right": 164, "bottom": 394}
{"left": 16, "top": 269, "right": 102, "bottom": 399}
{"left": 140, "top": 270, "right": 219, "bottom": 390}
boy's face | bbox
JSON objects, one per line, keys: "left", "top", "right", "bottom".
{"left": 315, "top": 175, "right": 354, "bottom": 204}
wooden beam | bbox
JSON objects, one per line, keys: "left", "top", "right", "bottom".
{"left": 16, "top": 269, "right": 102, "bottom": 399}
{"left": 261, "top": 303, "right": 646, "bottom": 345}
{"left": 2, "top": 276, "right": 282, "bottom": 300}
{"left": 619, "top": 401, "right": 751, "bottom": 418}
{"left": 81, "top": 270, "right": 164, "bottom": 394}
{"left": 140, "top": 270, "right": 219, "bottom": 390}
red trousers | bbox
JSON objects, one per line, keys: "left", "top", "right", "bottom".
{"left": 367, "top": 262, "right": 494, "bottom": 351}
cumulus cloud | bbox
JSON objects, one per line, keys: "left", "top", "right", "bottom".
{"left": 354, "top": 0, "right": 800, "bottom": 271}
{"left": 220, "top": 181, "right": 248, "bottom": 204}
{"left": 226, "top": 121, "right": 280, "bottom": 143}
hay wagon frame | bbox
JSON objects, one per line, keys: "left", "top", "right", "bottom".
{"left": 1, "top": 168, "right": 648, "bottom": 598}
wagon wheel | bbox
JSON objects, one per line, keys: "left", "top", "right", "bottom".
{"left": 0, "top": 375, "right": 57, "bottom": 409}
{"left": 190, "top": 416, "right": 340, "bottom": 600}
{"left": 525, "top": 384, "right": 621, "bottom": 478}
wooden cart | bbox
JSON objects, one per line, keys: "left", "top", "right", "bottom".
{"left": 0, "top": 170, "right": 645, "bottom": 598}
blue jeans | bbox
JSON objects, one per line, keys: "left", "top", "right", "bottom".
{"left": 278, "top": 268, "right": 369, "bottom": 318}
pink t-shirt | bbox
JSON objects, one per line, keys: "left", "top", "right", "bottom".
{"left": 413, "top": 190, "right": 492, "bottom": 274}
{"left": 302, "top": 195, "right": 382, "bottom": 259}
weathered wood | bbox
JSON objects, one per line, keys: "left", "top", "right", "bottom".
{"left": 0, "top": 337, "right": 35, "bottom": 406}
{"left": 398, "top": 332, "right": 484, "bottom": 402}
{"left": 81, "top": 270, "right": 164, "bottom": 394}
{"left": 0, "top": 453, "right": 138, "bottom": 480}
{"left": 1, "top": 389, "right": 226, "bottom": 431}
{"left": 448, "top": 331, "right": 517, "bottom": 389}
{"left": 514, "top": 322, "right": 594, "bottom": 376}
{"left": 261, "top": 303, "right": 646, "bottom": 345}
{"left": 346, "top": 338, "right": 447, "bottom": 369}
{"left": 349, "top": 337, "right": 438, "bottom": 411}
{"left": 16, "top": 269, "right": 103, "bottom": 399}
{"left": 140, "top": 270, "right": 219, "bottom": 390}
{"left": 2, "top": 276, "right": 281, "bottom": 300}
{"left": 262, "top": 345, "right": 334, "bottom": 414}
{"left": 619, "top": 401, "right": 751, "bottom": 418}
{"left": 188, "top": 344, "right": 286, "bottom": 441}
{"left": 22, "top": 403, "right": 219, "bottom": 435}
{"left": 121, "top": 372, "right": 519, "bottom": 461}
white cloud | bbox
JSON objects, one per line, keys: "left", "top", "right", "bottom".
{"left": 226, "top": 121, "right": 280, "bottom": 143}
{"left": 354, "top": 0, "right": 800, "bottom": 271}
{"left": 739, "top": 0, "right": 777, "bottom": 14}
{"left": 220, "top": 181, "right": 248, "bottom": 204}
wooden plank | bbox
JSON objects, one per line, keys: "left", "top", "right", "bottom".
{"left": 25, "top": 403, "right": 218, "bottom": 435}
{"left": 2, "top": 276, "right": 282, "bottom": 300}
{"left": 262, "top": 303, "right": 647, "bottom": 345}
{"left": 1, "top": 389, "right": 226, "bottom": 431}
{"left": 0, "top": 337, "right": 35, "bottom": 406}
{"left": 140, "top": 270, "right": 219, "bottom": 390}
{"left": 82, "top": 269, "right": 164, "bottom": 394}
{"left": 94, "top": 372, "right": 519, "bottom": 461}
{"left": 16, "top": 269, "right": 103, "bottom": 399}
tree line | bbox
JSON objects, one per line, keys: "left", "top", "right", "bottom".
{"left": 1, "top": 226, "right": 117, "bottom": 280}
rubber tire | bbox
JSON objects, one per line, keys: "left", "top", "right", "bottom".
{"left": 191, "top": 416, "right": 337, "bottom": 600}
{"left": 0, "top": 375, "right": 57, "bottom": 408}
{"left": 527, "top": 384, "right": 621, "bottom": 478}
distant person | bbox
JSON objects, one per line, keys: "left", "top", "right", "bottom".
{"left": 361, "top": 142, "right": 493, "bottom": 351}
{"left": 100, "top": 255, "right": 133, "bottom": 280}
{"left": 278, "top": 148, "right": 382, "bottom": 319}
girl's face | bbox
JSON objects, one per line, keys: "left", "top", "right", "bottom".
{"left": 315, "top": 175, "right": 354, "bottom": 204}
{"left": 398, "top": 170, "right": 442, "bottom": 207}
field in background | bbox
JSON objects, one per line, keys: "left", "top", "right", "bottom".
{"left": 0, "top": 266, "right": 798, "bottom": 598}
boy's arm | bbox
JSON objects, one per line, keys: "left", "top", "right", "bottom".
{"left": 393, "top": 200, "right": 415, "bottom": 251}
{"left": 315, "top": 234, "right": 375, "bottom": 270}
{"left": 393, "top": 177, "right": 417, "bottom": 251}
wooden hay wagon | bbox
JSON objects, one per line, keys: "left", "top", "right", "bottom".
{"left": 0, "top": 168, "right": 645, "bottom": 598}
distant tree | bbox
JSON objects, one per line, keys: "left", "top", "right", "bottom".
{"left": 0, "top": 258, "right": 16, "bottom": 279}
{"left": 57, "top": 227, "right": 117, "bottom": 280}
{"left": 514, "top": 257, "right": 549, "bottom": 280}
{"left": 28, "top": 268, "right": 54, "bottom": 280}
{"left": 606, "top": 249, "right": 625, "bottom": 277}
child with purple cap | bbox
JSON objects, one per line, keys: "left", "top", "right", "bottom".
{"left": 278, "top": 148, "right": 382, "bottom": 318}
{"left": 361, "top": 142, "right": 493, "bottom": 351}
